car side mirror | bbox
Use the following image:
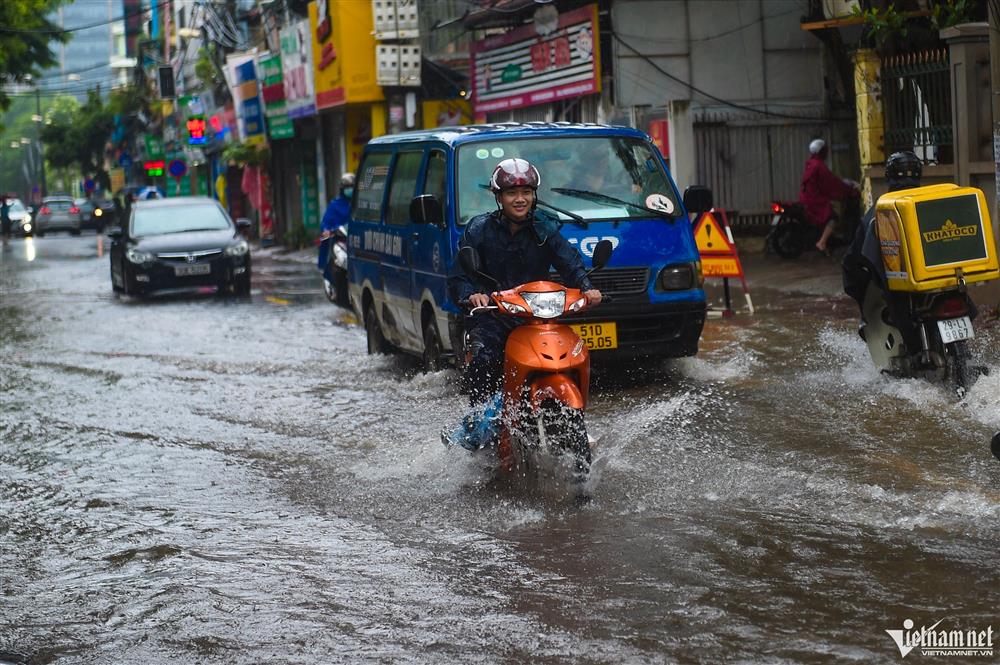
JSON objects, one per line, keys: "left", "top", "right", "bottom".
{"left": 236, "top": 218, "right": 253, "bottom": 230}
{"left": 590, "top": 239, "right": 613, "bottom": 272}
{"left": 410, "top": 194, "right": 444, "bottom": 228}
{"left": 106, "top": 227, "right": 122, "bottom": 240}
{"left": 682, "top": 186, "right": 713, "bottom": 214}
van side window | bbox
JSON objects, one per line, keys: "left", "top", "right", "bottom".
{"left": 385, "top": 152, "right": 424, "bottom": 226}
{"left": 424, "top": 150, "right": 447, "bottom": 203}
{"left": 354, "top": 152, "right": 392, "bottom": 222}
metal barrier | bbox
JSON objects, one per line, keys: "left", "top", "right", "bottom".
{"left": 881, "top": 49, "right": 952, "bottom": 164}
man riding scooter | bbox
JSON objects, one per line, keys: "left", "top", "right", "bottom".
{"left": 800, "top": 138, "right": 861, "bottom": 254}
{"left": 842, "top": 151, "right": 924, "bottom": 350}
{"left": 318, "top": 172, "right": 354, "bottom": 305}
{"left": 447, "top": 158, "right": 603, "bottom": 405}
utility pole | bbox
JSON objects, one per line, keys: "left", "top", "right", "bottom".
{"left": 35, "top": 86, "right": 46, "bottom": 198}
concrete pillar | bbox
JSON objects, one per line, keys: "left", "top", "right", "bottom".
{"left": 667, "top": 100, "right": 696, "bottom": 189}
{"left": 853, "top": 48, "right": 884, "bottom": 210}
{"left": 941, "top": 23, "right": 990, "bottom": 186}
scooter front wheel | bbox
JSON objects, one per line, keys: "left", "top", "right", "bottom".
{"left": 535, "top": 399, "right": 591, "bottom": 481}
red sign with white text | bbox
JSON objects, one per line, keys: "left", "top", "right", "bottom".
{"left": 471, "top": 4, "right": 600, "bottom": 114}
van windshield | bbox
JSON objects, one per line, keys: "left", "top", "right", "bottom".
{"left": 457, "top": 136, "right": 677, "bottom": 224}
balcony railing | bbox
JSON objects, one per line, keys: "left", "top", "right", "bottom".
{"left": 881, "top": 49, "right": 952, "bottom": 164}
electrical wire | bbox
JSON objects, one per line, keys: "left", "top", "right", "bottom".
{"left": 0, "top": 0, "right": 173, "bottom": 35}
{"left": 612, "top": 32, "right": 822, "bottom": 121}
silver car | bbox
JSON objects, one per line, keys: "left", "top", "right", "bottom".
{"left": 34, "top": 196, "right": 82, "bottom": 236}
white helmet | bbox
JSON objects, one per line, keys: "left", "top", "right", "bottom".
{"left": 809, "top": 139, "right": 826, "bottom": 155}
{"left": 340, "top": 172, "right": 355, "bottom": 187}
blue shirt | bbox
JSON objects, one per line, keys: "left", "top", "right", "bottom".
{"left": 448, "top": 209, "right": 593, "bottom": 304}
{"left": 321, "top": 194, "right": 351, "bottom": 233}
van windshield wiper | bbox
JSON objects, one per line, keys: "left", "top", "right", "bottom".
{"left": 550, "top": 187, "right": 675, "bottom": 221}
{"left": 534, "top": 198, "right": 587, "bottom": 228}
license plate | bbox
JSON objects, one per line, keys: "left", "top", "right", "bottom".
{"left": 937, "top": 316, "right": 974, "bottom": 344}
{"left": 175, "top": 263, "right": 211, "bottom": 277}
{"left": 570, "top": 322, "right": 618, "bottom": 350}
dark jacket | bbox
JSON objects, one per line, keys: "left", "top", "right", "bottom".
{"left": 448, "top": 209, "right": 594, "bottom": 304}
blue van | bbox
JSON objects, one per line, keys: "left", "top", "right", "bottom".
{"left": 347, "top": 122, "right": 711, "bottom": 366}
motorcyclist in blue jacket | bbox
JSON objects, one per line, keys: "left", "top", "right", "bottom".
{"left": 448, "top": 158, "right": 602, "bottom": 404}
{"left": 318, "top": 172, "right": 354, "bottom": 272}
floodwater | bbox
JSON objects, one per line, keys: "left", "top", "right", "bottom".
{"left": 1, "top": 235, "right": 998, "bottom": 664}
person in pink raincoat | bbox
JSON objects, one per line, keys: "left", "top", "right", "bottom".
{"left": 798, "top": 138, "right": 859, "bottom": 253}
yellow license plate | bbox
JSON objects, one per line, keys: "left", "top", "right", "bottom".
{"left": 570, "top": 322, "right": 618, "bottom": 350}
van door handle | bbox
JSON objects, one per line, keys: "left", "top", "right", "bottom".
{"left": 411, "top": 232, "right": 420, "bottom": 241}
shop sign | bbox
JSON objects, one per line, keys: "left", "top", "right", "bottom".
{"left": 186, "top": 116, "right": 207, "bottom": 144}
{"left": 280, "top": 19, "right": 316, "bottom": 119}
{"left": 309, "top": 0, "right": 383, "bottom": 110}
{"left": 648, "top": 119, "right": 669, "bottom": 159}
{"left": 227, "top": 54, "right": 267, "bottom": 146}
{"left": 144, "top": 134, "right": 164, "bottom": 160}
{"left": 471, "top": 4, "right": 600, "bottom": 114}
{"left": 260, "top": 52, "right": 294, "bottom": 139}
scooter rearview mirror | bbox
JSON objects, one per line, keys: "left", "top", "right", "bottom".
{"left": 590, "top": 239, "right": 613, "bottom": 272}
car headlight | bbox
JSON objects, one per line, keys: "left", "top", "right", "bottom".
{"left": 225, "top": 240, "right": 250, "bottom": 256}
{"left": 94, "top": 208, "right": 103, "bottom": 217}
{"left": 521, "top": 291, "right": 566, "bottom": 318}
{"left": 126, "top": 248, "right": 154, "bottom": 264}
{"left": 656, "top": 264, "right": 695, "bottom": 290}
{"left": 22, "top": 222, "right": 32, "bottom": 232}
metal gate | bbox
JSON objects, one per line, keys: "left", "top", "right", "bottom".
{"left": 694, "top": 114, "right": 847, "bottom": 231}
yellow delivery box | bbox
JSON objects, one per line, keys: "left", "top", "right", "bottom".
{"left": 875, "top": 184, "right": 999, "bottom": 292}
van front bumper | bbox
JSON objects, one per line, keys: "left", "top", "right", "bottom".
{"left": 563, "top": 300, "right": 707, "bottom": 359}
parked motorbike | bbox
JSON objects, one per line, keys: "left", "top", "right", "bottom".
{"left": 767, "top": 194, "right": 861, "bottom": 258}
{"left": 452, "top": 239, "right": 614, "bottom": 485}
{"left": 319, "top": 224, "right": 349, "bottom": 307}
{"left": 849, "top": 184, "right": 998, "bottom": 396}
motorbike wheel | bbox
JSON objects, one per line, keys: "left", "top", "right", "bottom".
{"left": 324, "top": 269, "right": 349, "bottom": 308}
{"left": 422, "top": 320, "right": 443, "bottom": 372}
{"left": 770, "top": 221, "right": 806, "bottom": 259}
{"left": 945, "top": 340, "right": 972, "bottom": 396}
{"left": 536, "top": 399, "right": 591, "bottom": 482}
{"left": 365, "top": 305, "right": 388, "bottom": 355}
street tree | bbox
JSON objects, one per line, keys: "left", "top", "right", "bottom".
{"left": 41, "top": 89, "right": 113, "bottom": 190}
{"left": 0, "top": 0, "right": 70, "bottom": 129}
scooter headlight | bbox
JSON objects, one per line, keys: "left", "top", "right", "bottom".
{"left": 521, "top": 291, "right": 565, "bottom": 318}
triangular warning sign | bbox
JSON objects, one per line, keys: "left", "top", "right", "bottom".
{"left": 693, "top": 212, "right": 735, "bottom": 255}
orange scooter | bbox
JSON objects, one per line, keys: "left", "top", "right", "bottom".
{"left": 457, "top": 240, "right": 613, "bottom": 481}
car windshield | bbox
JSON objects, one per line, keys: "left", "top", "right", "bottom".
{"left": 132, "top": 202, "right": 231, "bottom": 237}
{"left": 457, "top": 136, "right": 677, "bottom": 224}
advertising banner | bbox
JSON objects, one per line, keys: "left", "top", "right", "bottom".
{"left": 308, "top": 0, "right": 383, "bottom": 110}
{"left": 260, "top": 52, "right": 294, "bottom": 139}
{"left": 471, "top": 4, "right": 600, "bottom": 114}
{"left": 280, "top": 19, "right": 316, "bottom": 119}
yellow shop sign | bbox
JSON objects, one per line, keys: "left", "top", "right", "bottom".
{"left": 309, "top": 0, "right": 383, "bottom": 109}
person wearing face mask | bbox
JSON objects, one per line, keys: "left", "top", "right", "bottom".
{"left": 447, "top": 158, "right": 602, "bottom": 406}
{"left": 318, "top": 172, "right": 354, "bottom": 271}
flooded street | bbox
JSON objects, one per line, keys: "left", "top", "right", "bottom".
{"left": 2, "top": 235, "right": 999, "bottom": 664}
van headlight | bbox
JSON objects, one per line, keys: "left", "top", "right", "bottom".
{"left": 126, "top": 248, "right": 154, "bottom": 264}
{"left": 225, "top": 240, "right": 249, "bottom": 257}
{"left": 521, "top": 291, "right": 565, "bottom": 318}
{"left": 656, "top": 263, "right": 696, "bottom": 290}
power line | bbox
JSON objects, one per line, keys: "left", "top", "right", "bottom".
{"left": 612, "top": 32, "right": 822, "bottom": 121}
{"left": 0, "top": 0, "right": 172, "bottom": 35}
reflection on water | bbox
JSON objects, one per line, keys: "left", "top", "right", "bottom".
{"left": 1, "top": 238, "right": 998, "bottom": 664}
{"left": 24, "top": 237, "right": 35, "bottom": 262}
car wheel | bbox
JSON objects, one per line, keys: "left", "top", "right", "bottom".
{"left": 422, "top": 320, "right": 443, "bottom": 372}
{"left": 365, "top": 305, "right": 388, "bottom": 355}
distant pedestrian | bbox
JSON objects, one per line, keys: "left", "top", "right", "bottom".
{"left": 798, "top": 138, "right": 859, "bottom": 254}
{"left": 1, "top": 195, "right": 12, "bottom": 246}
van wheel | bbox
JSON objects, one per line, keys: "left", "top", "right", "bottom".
{"left": 365, "top": 306, "right": 388, "bottom": 355}
{"left": 422, "top": 320, "right": 443, "bottom": 372}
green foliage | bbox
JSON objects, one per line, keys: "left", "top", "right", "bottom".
{"left": 0, "top": 0, "right": 70, "bottom": 121}
{"left": 194, "top": 46, "right": 221, "bottom": 91}
{"left": 223, "top": 141, "right": 270, "bottom": 168}
{"left": 851, "top": 4, "right": 909, "bottom": 45}
{"left": 40, "top": 89, "right": 114, "bottom": 190}
{"left": 929, "top": 0, "right": 980, "bottom": 29}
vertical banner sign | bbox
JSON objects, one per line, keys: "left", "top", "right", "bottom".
{"left": 280, "top": 20, "right": 317, "bottom": 118}
{"left": 471, "top": 4, "right": 600, "bottom": 114}
{"left": 227, "top": 55, "right": 267, "bottom": 145}
{"left": 308, "top": 0, "right": 383, "bottom": 110}
{"left": 260, "top": 53, "right": 294, "bottom": 139}
{"left": 300, "top": 141, "right": 320, "bottom": 230}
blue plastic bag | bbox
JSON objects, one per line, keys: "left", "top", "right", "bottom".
{"left": 442, "top": 393, "right": 502, "bottom": 451}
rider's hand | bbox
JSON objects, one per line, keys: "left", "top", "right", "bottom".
{"left": 585, "top": 289, "right": 602, "bottom": 305}
{"left": 469, "top": 293, "right": 490, "bottom": 308}
{"left": 320, "top": 230, "right": 333, "bottom": 239}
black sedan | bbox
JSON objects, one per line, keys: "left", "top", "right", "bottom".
{"left": 108, "top": 197, "right": 252, "bottom": 297}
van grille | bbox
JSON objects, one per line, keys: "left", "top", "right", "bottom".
{"left": 549, "top": 267, "right": 649, "bottom": 296}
